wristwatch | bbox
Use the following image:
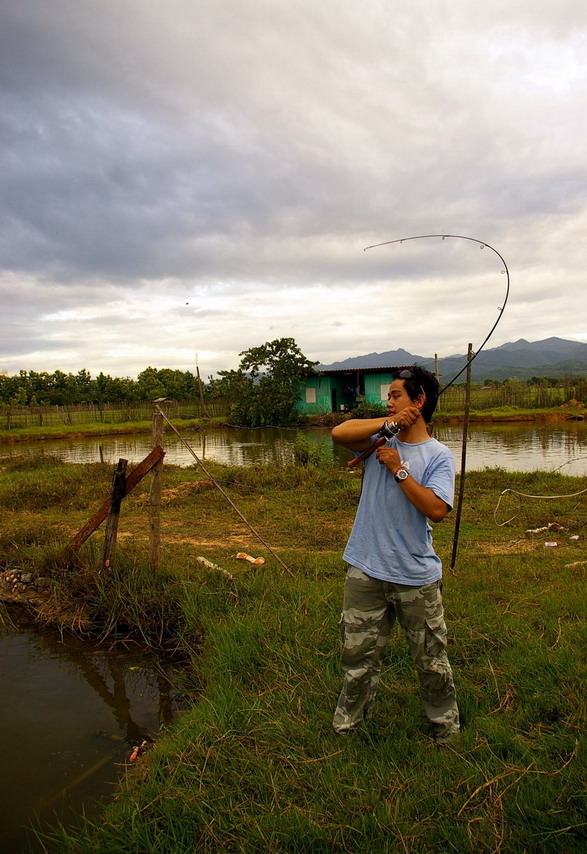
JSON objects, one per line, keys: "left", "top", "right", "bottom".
{"left": 394, "top": 467, "right": 409, "bottom": 483}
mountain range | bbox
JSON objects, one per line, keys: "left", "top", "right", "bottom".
{"left": 317, "top": 337, "right": 587, "bottom": 383}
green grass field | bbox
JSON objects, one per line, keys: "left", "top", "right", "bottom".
{"left": 0, "top": 454, "right": 585, "bottom": 853}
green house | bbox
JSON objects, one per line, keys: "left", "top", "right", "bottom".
{"left": 297, "top": 365, "right": 413, "bottom": 415}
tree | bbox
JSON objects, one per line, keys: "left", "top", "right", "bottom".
{"left": 226, "top": 338, "right": 318, "bottom": 426}
{"left": 137, "top": 367, "right": 166, "bottom": 401}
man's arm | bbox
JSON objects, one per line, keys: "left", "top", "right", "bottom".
{"left": 331, "top": 407, "right": 422, "bottom": 451}
{"left": 330, "top": 417, "right": 387, "bottom": 451}
{"left": 375, "top": 445, "right": 450, "bottom": 522}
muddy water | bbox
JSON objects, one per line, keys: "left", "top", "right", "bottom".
{"left": 2, "top": 422, "right": 586, "bottom": 475}
{"left": 0, "top": 609, "right": 183, "bottom": 853}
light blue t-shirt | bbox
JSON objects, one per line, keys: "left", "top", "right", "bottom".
{"left": 343, "top": 436, "right": 455, "bottom": 586}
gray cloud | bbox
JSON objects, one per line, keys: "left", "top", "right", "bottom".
{"left": 1, "top": 0, "right": 586, "bottom": 376}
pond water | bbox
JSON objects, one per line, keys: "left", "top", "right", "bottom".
{"left": 0, "top": 609, "right": 183, "bottom": 853}
{"left": 2, "top": 422, "right": 586, "bottom": 476}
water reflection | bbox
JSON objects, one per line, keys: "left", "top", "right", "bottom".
{"left": 0, "top": 611, "right": 181, "bottom": 853}
{"left": 434, "top": 422, "right": 587, "bottom": 475}
{"left": 1, "top": 422, "right": 586, "bottom": 475}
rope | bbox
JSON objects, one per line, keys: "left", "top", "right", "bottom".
{"left": 494, "top": 486, "right": 587, "bottom": 526}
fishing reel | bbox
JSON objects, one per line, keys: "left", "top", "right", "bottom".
{"left": 378, "top": 420, "right": 402, "bottom": 440}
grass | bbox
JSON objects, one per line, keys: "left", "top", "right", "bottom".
{"left": 0, "top": 416, "right": 227, "bottom": 443}
{"left": 0, "top": 456, "right": 585, "bottom": 852}
{"left": 434, "top": 405, "right": 583, "bottom": 421}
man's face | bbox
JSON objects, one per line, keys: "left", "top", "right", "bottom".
{"left": 387, "top": 378, "right": 420, "bottom": 417}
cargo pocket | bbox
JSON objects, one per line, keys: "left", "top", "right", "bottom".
{"left": 424, "top": 618, "right": 447, "bottom": 659}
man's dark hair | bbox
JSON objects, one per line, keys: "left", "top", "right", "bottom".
{"left": 393, "top": 365, "right": 439, "bottom": 423}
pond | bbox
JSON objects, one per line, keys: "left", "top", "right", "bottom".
{"left": 0, "top": 609, "right": 184, "bottom": 853}
{"left": 2, "top": 422, "right": 586, "bottom": 476}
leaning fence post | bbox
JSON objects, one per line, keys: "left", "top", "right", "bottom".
{"left": 103, "top": 458, "right": 128, "bottom": 571}
{"left": 149, "top": 411, "right": 164, "bottom": 570}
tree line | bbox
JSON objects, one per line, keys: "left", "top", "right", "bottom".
{"left": 0, "top": 338, "right": 318, "bottom": 426}
{"left": 0, "top": 367, "right": 205, "bottom": 407}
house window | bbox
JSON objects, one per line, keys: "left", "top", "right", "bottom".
{"left": 305, "top": 387, "right": 317, "bottom": 404}
{"left": 380, "top": 384, "right": 389, "bottom": 402}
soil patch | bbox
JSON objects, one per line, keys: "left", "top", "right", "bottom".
{"left": 480, "top": 540, "right": 539, "bottom": 555}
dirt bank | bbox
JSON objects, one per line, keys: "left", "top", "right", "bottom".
{"left": 434, "top": 411, "right": 584, "bottom": 424}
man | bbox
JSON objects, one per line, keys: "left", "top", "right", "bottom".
{"left": 331, "top": 366, "right": 460, "bottom": 744}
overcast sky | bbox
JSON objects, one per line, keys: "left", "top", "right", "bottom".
{"left": 1, "top": 0, "right": 586, "bottom": 379}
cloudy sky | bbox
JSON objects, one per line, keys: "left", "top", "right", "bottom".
{"left": 1, "top": 0, "right": 586, "bottom": 379}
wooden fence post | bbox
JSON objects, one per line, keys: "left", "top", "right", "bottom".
{"left": 103, "top": 458, "right": 128, "bottom": 571}
{"left": 149, "top": 412, "right": 164, "bottom": 570}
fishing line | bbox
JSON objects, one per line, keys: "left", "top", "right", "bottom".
{"left": 363, "top": 233, "right": 510, "bottom": 395}
{"left": 155, "top": 406, "right": 293, "bottom": 575}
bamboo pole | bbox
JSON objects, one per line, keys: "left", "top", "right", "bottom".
{"left": 149, "top": 411, "right": 164, "bottom": 571}
{"left": 450, "top": 343, "right": 473, "bottom": 571}
{"left": 196, "top": 360, "right": 209, "bottom": 418}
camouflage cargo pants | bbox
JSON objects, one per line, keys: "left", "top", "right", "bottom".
{"left": 333, "top": 565, "right": 460, "bottom": 741}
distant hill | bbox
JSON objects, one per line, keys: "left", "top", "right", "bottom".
{"left": 317, "top": 337, "right": 587, "bottom": 382}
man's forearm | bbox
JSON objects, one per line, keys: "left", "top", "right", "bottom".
{"left": 396, "top": 477, "right": 448, "bottom": 522}
{"left": 375, "top": 444, "right": 449, "bottom": 522}
{"left": 331, "top": 418, "right": 387, "bottom": 450}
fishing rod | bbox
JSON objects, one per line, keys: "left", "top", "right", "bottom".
{"left": 357, "top": 234, "right": 511, "bottom": 569}
{"left": 350, "top": 233, "right": 511, "bottom": 471}
{"left": 363, "top": 233, "right": 511, "bottom": 394}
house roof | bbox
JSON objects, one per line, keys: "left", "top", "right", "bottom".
{"left": 317, "top": 365, "right": 413, "bottom": 376}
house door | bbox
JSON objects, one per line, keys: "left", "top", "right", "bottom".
{"left": 331, "top": 389, "right": 338, "bottom": 413}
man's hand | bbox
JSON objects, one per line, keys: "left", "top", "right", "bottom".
{"left": 391, "top": 405, "right": 421, "bottom": 430}
{"left": 375, "top": 445, "right": 402, "bottom": 475}
{"left": 375, "top": 440, "right": 449, "bottom": 522}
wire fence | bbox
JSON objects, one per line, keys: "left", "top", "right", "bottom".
{"left": 0, "top": 398, "right": 231, "bottom": 431}
{"left": 438, "top": 380, "right": 587, "bottom": 412}
{"left": 1, "top": 381, "right": 585, "bottom": 431}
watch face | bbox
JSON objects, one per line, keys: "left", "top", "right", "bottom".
{"left": 395, "top": 468, "right": 408, "bottom": 481}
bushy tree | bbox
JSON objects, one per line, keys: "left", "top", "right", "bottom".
{"left": 223, "top": 338, "right": 317, "bottom": 426}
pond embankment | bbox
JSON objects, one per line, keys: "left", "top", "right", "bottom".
{"left": 434, "top": 408, "right": 584, "bottom": 424}
{"left": 0, "top": 415, "right": 228, "bottom": 444}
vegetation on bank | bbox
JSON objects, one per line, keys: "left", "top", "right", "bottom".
{"left": 0, "top": 415, "right": 229, "bottom": 444}
{"left": 0, "top": 452, "right": 585, "bottom": 853}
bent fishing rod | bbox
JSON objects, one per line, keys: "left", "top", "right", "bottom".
{"left": 348, "top": 233, "right": 510, "bottom": 469}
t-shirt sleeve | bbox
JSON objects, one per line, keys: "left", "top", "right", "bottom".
{"left": 423, "top": 448, "right": 455, "bottom": 511}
